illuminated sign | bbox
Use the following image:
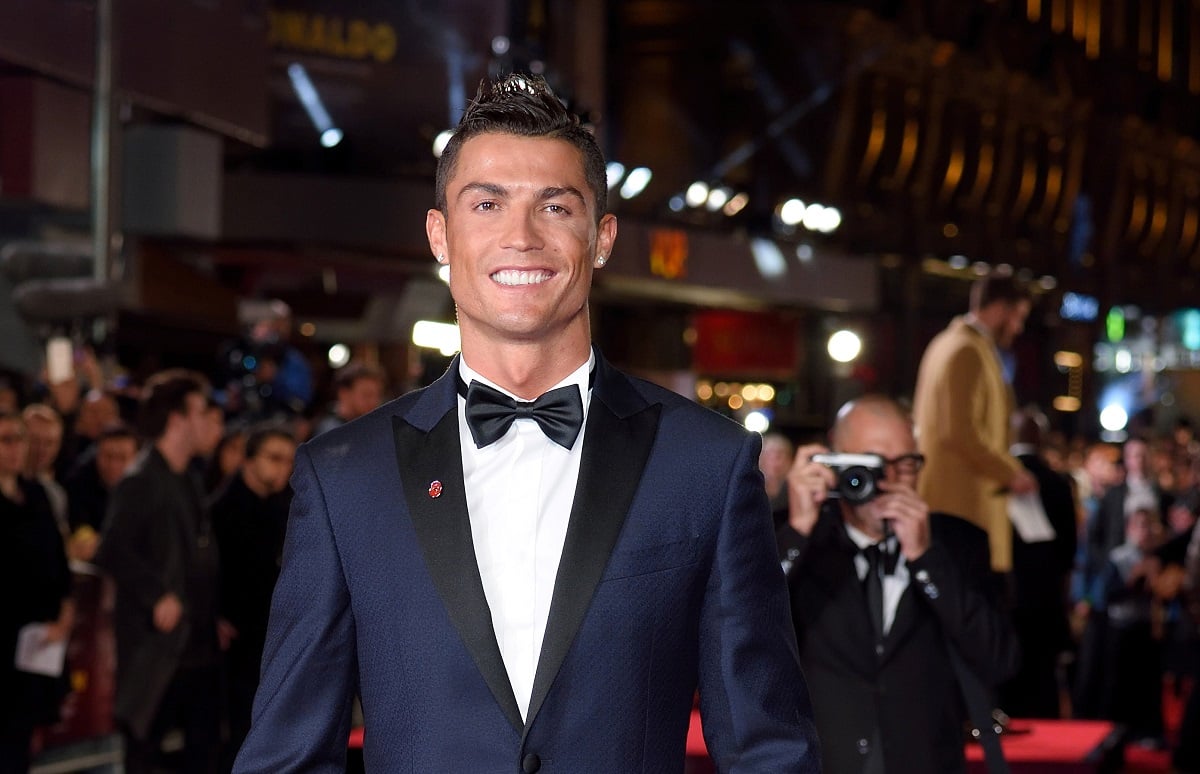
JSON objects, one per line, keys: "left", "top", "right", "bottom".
{"left": 268, "top": 11, "right": 397, "bottom": 63}
{"left": 648, "top": 228, "right": 688, "bottom": 280}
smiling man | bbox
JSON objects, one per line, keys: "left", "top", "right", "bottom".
{"left": 233, "top": 74, "right": 818, "bottom": 773}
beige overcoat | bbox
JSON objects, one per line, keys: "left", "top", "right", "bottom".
{"left": 912, "top": 317, "right": 1023, "bottom": 571}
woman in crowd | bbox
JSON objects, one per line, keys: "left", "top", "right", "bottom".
{"left": 0, "top": 411, "right": 74, "bottom": 773}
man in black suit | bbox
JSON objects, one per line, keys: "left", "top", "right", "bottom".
{"left": 95, "top": 370, "right": 223, "bottom": 774}
{"left": 209, "top": 424, "right": 295, "bottom": 771}
{"left": 1001, "top": 406, "right": 1077, "bottom": 717}
{"left": 778, "top": 394, "right": 1018, "bottom": 774}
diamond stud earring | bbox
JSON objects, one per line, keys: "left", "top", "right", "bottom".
{"left": 596, "top": 255, "right": 607, "bottom": 267}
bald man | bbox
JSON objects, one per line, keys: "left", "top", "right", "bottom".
{"left": 778, "top": 395, "right": 1017, "bottom": 774}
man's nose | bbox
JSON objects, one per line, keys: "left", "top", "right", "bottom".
{"left": 500, "top": 211, "right": 544, "bottom": 251}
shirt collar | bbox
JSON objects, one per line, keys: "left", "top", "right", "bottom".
{"left": 963, "top": 314, "right": 995, "bottom": 344}
{"left": 844, "top": 521, "right": 881, "bottom": 550}
{"left": 458, "top": 351, "right": 595, "bottom": 412}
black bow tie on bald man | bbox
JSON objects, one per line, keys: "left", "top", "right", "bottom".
{"left": 460, "top": 379, "right": 584, "bottom": 450}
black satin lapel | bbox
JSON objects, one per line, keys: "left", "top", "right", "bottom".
{"left": 522, "top": 397, "right": 661, "bottom": 732}
{"left": 392, "top": 411, "right": 523, "bottom": 734}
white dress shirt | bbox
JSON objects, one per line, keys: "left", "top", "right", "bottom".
{"left": 845, "top": 522, "right": 909, "bottom": 635}
{"left": 457, "top": 353, "right": 593, "bottom": 721}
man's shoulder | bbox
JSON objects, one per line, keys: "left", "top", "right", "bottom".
{"left": 617, "top": 371, "right": 752, "bottom": 444}
{"left": 301, "top": 386, "right": 429, "bottom": 461}
{"left": 930, "top": 511, "right": 989, "bottom": 549}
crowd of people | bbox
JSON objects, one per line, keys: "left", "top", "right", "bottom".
{"left": 4, "top": 71, "right": 1200, "bottom": 774}
{"left": 0, "top": 350, "right": 388, "bottom": 774}
{"left": 766, "top": 272, "right": 1200, "bottom": 773}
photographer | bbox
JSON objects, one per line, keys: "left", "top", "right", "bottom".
{"left": 778, "top": 395, "right": 1018, "bottom": 774}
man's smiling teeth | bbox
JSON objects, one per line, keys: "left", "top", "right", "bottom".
{"left": 491, "top": 269, "right": 551, "bottom": 286}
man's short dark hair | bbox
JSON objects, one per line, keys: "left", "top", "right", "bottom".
{"left": 969, "top": 272, "right": 1033, "bottom": 312}
{"left": 434, "top": 73, "right": 608, "bottom": 222}
{"left": 244, "top": 423, "right": 296, "bottom": 460}
{"left": 138, "top": 369, "right": 208, "bottom": 441}
{"left": 96, "top": 422, "right": 138, "bottom": 446}
{"left": 333, "top": 362, "right": 385, "bottom": 392}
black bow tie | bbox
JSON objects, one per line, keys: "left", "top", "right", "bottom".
{"left": 460, "top": 379, "right": 584, "bottom": 450}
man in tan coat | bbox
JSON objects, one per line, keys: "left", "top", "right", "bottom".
{"left": 912, "top": 272, "right": 1038, "bottom": 572}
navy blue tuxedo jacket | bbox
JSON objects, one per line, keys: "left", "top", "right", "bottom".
{"left": 234, "top": 352, "right": 818, "bottom": 773}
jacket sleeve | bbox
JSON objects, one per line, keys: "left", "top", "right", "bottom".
{"left": 908, "top": 517, "right": 1020, "bottom": 686}
{"left": 232, "top": 445, "right": 357, "bottom": 774}
{"left": 697, "top": 432, "right": 821, "bottom": 773}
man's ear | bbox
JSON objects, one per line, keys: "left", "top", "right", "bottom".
{"left": 426, "top": 209, "right": 447, "bottom": 262}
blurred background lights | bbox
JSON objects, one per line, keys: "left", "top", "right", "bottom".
{"left": 605, "top": 161, "right": 626, "bottom": 190}
{"left": 619, "top": 166, "right": 652, "bottom": 200}
{"left": 722, "top": 192, "right": 749, "bottom": 216}
{"left": 327, "top": 343, "right": 351, "bottom": 368}
{"left": 816, "top": 206, "right": 841, "bottom": 233}
{"left": 743, "top": 410, "right": 770, "bottom": 433}
{"left": 779, "top": 198, "right": 805, "bottom": 226}
{"left": 685, "top": 181, "right": 710, "bottom": 208}
{"left": 801, "top": 203, "right": 825, "bottom": 231}
{"left": 1099, "top": 403, "right": 1129, "bottom": 432}
{"left": 749, "top": 238, "right": 788, "bottom": 279}
{"left": 827, "top": 329, "right": 862, "bottom": 363}
{"left": 705, "top": 186, "right": 731, "bottom": 211}
{"left": 437, "top": 264, "right": 451, "bottom": 283}
{"left": 432, "top": 129, "right": 454, "bottom": 158}
{"left": 412, "top": 320, "right": 461, "bottom": 356}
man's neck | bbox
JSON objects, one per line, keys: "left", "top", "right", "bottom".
{"left": 154, "top": 437, "right": 192, "bottom": 474}
{"left": 964, "top": 312, "right": 997, "bottom": 342}
{"left": 240, "top": 469, "right": 272, "bottom": 499}
{"left": 459, "top": 336, "right": 592, "bottom": 400}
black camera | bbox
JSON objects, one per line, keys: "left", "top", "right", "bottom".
{"left": 811, "top": 453, "right": 885, "bottom": 504}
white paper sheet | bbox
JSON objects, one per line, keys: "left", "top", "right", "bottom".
{"left": 1007, "top": 491, "right": 1057, "bottom": 544}
{"left": 14, "top": 622, "right": 67, "bottom": 677}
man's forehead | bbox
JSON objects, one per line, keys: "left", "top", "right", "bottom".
{"left": 453, "top": 134, "right": 587, "bottom": 180}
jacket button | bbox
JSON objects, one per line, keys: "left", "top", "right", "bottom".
{"left": 857, "top": 738, "right": 870, "bottom": 755}
{"left": 522, "top": 753, "right": 541, "bottom": 772}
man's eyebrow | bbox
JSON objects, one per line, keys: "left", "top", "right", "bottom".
{"left": 539, "top": 185, "right": 587, "bottom": 204}
{"left": 457, "top": 181, "right": 508, "bottom": 200}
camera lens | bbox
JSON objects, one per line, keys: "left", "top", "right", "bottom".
{"left": 838, "top": 465, "right": 878, "bottom": 504}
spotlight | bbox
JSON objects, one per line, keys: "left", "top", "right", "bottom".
{"left": 288, "top": 63, "right": 343, "bottom": 148}
{"left": 320, "top": 128, "right": 343, "bottom": 148}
